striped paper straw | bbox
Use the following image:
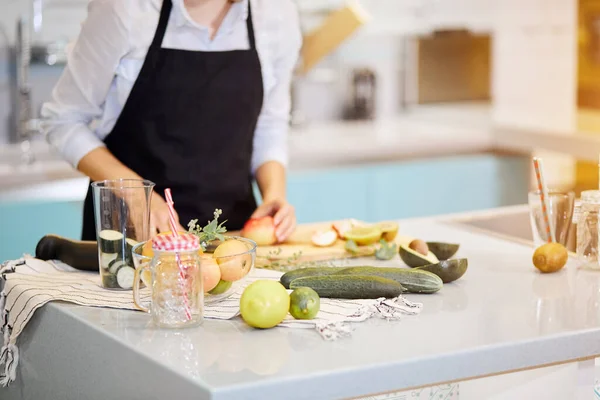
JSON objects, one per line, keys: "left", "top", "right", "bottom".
{"left": 532, "top": 158, "right": 556, "bottom": 243}
{"left": 164, "top": 188, "right": 192, "bottom": 321}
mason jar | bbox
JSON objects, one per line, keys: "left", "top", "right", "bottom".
{"left": 577, "top": 190, "right": 600, "bottom": 269}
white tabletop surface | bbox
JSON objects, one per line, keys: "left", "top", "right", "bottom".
{"left": 31, "top": 216, "right": 600, "bottom": 400}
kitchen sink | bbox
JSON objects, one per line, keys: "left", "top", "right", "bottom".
{"left": 447, "top": 205, "right": 577, "bottom": 252}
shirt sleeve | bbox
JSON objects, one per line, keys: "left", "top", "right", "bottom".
{"left": 40, "top": 0, "right": 130, "bottom": 168}
{"left": 250, "top": 0, "right": 302, "bottom": 174}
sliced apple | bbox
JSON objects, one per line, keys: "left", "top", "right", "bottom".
{"left": 332, "top": 220, "right": 353, "bottom": 239}
{"left": 311, "top": 229, "right": 338, "bottom": 247}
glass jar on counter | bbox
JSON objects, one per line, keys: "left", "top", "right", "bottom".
{"left": 577, "top": 190, "right": 600, "bottom": 269}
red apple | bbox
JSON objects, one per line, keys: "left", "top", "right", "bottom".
{"left": 241, "top": 216, "right": 277, "bottom": 246}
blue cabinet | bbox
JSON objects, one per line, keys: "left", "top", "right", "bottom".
{"left": 286, "top": 154, "right": 529, "bottom": 224}
{"left": 0, "top": 200, "right": 83, "bottom": 262}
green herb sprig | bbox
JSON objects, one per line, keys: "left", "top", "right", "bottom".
{"left": 188, "top": 209, "right": 228, "bottom": 250}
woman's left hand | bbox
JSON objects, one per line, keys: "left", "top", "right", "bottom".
{"left": 251, "top": 198, "right": 296, "bottom": 243}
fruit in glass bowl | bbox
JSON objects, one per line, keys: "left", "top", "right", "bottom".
{"left": 132, "top": 236, "right": 256, "bottom": 304}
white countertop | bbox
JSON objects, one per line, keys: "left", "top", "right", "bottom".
{"left": 3, "top": 211, "right": 600, "bottom": 400}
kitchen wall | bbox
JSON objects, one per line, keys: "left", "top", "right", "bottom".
{"left": 0, "top": 0, "right": 583, "bottom": 191}
{"left": 0, "top": 0, "right": 87, "bottom": 144}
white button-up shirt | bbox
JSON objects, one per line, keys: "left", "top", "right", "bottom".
{"left": 40, "top": 0, "right": 302, "bottom": 174}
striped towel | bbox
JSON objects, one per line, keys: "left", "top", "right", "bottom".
{"left": 0, "top": 256, "right": 423, "bottom": 387}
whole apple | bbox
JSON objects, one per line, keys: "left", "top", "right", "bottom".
{"left": 241, "top": 216, "right": 277, "bottom": 246}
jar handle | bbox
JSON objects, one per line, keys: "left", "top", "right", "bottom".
{"left": 133, "top": 264, "right": 151, "bottom": 313}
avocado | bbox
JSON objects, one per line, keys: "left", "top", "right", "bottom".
{"left": 426, "top": 242, "right": 460, "bottom": 261}
{"left": 399, "top": 245, "right": 439, "bottom": 267}
{"left": 415, "top": 258, "right": 468, "bottom": 283}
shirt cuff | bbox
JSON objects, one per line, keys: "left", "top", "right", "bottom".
{"left": 251, "top": 148, "right": 288, "bottom": 175}
{"left": 55, "top": 129, "right": 106, "bottom": 168}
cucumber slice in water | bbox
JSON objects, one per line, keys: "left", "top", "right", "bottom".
{"left": 99, "top": 230, "right": 124, "bottom": 253}
{"left": 100, "top": 253, "right": 118, "bottom": 269}
{"left": 102, "top": 273, "right": 119, "bottom": 289}
{"left": 125, "top": 238, "right": 139, "bottom": 263}
{"left": 108, "top": 259, "right": 127, "bottom": 274}
{"left": 116, "top": 267, "right": 135, "bottom": 289}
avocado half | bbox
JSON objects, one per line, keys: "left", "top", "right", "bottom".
{"left": 426, "top": 242, "right": 460, "bottom": 261}
{"left": 398, "top": 245, "right": 439, "bottom": 267}
{"left": 415, "top": 258, "right": 468, "bottom": 283}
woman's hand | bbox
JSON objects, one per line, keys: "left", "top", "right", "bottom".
{"left": 150, "top": 192, "right": 186, "bottom": 235}
{"left": 251, "top": 198, "right": 296, "bottom": 243}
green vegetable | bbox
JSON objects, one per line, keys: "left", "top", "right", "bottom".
{"left": 98, "top": 230, "right": 124, "bottom": 253}
{"left": 334, "top": 266, "right": 442, "bottom": 294}
{"left": 101, "top": 273, "right": 118, "bottom": 289}
{"left": 188, "top": 209, "right": 228, "bottom": 251}
{"left": 415, "top": 258, "right": 468, "bottom": 283}
{"left": 289, "top": 275, "right": 405, "bottom": 299}
{"left": 398, "top": 245, "right": 439, "bottom": 267}
{"left": 280, "top": 266, "right": 347, "bottom": 289}
{"left": 426, "top": 242, "right": 460, "bottom": 261}
{"left": 375, "top": 239, "right": 397, "bottom": 261}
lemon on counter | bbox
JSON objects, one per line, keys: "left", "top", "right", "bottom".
{"left": 240, "top": 280, "right": 290, "bottom": 329}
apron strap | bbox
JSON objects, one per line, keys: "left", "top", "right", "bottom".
{"left": 150, "top": 0, "right": 173, "bottom": 51}
{"left": 246, "top": 0, "right": 257, "bottom": 50}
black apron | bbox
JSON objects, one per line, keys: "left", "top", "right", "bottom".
{"left": 81, "top": 0, "right": 264, "bottom": 240}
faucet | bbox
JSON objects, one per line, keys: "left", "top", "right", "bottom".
{"left": 14, "top": 16, "right": 40, "bottom": 165}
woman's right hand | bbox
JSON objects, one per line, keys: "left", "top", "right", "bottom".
{"left": 150, "top": 192, "right": 186, "bottom": 235}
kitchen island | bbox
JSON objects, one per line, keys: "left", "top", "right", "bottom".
{"left": 3, "top": 206, "right": 600, "bottom": 400}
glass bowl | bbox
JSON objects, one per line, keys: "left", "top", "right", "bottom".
{"left": 132, "top": 235, "right": 257, "bottom": 304}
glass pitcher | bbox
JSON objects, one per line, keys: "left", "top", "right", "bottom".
{"left": 133, "top": 233, "right": 204, "bottom": 328}
{"left": 91, "top": 179, "right": 154, "bottom": 290}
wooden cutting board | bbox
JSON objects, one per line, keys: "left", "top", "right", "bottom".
{"left": 249, "top": 221, "right": 413, "bottom": 269}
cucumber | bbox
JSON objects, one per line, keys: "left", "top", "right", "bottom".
{"left": 108, "top": 259, "right": 127, "bottom": 274}
{"left": 100, "top": 252, "right": 118, "bottom": 269}
{"left": 99, "top": 230, "right": 124, "bottom": 253}
{"left": 102, "top": 273, "right": 119, "bottom": 289}
{"left": 280, "top": 266, "right": 357, "bottom": 289}
{"left": 125, "top": 238, "right": 139, "bottom": 264}
{"left": 289, "top": 275, "right": 404, "bottom": 299}
{"left": 116, "top": 266, "right": 135, "bottom": 289}
{"left": 334, "top": 266, "right": 442, "bottom": 294}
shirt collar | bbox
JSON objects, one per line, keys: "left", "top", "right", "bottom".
{"left": 170, "top": 0, "right": 249, "bottom": 32}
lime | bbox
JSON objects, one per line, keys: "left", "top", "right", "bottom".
{"left": 289, "top": 287, "right": 320, "bottom": 320}
{"left": 344, "top": 226, "right": 382, "bottom": 246}
{"left": 240, "top": 280, "right": 290, "bottom": 329}
{"left": 209, "top": 279, "right": 233, "bottom": 295}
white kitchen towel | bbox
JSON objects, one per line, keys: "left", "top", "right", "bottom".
{"left": 0, "top": 256, "right": 423, "bottom": 387}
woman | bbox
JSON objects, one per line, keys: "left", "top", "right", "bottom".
{"left": 41, "top": 0, "right": 301, "bottom": 241}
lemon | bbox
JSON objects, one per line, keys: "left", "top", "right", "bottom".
{"left": 240, "top": 280, "right": 290, "bottom": 329}
{"left": 344, "top": 226, "right": 383, "bottom": 246}
{"left": 289, "top": 287, "right": 320, "bottom": 320}
{"left": 533, "top": 243, "right": 568, "bottom": 273}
